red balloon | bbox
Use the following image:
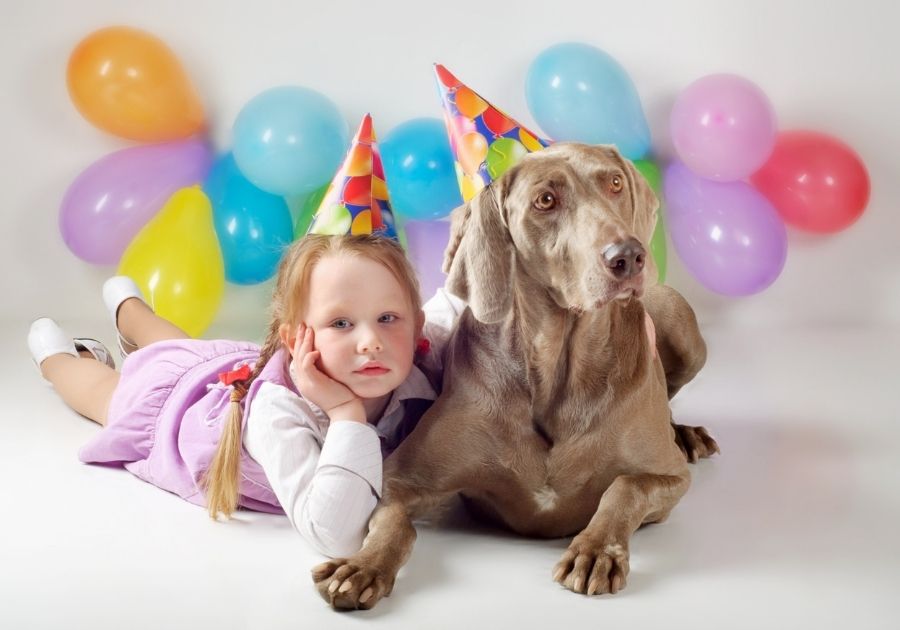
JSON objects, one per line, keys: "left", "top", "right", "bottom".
{"left": 482, "top": 107, "right": 516, "bottom": 136}
{"left": 751, "top": 131, "right": 870, "bottom": 233}
{"left": 342, "top": 175, "right": 372, "bottom": 207}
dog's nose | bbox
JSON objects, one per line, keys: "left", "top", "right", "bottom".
{"left": 602, "top": 238, "right": 646, "bottom": 280}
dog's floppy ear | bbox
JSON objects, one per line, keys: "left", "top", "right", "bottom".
{"left": 622, "top": 156, "right": 660, "bottom": 283}
{"left": 442, "top": 200, "right": 471, "bottom": 275}
{"left": 443, "top": 183, "right": 513, "bottom": 323}
{"left": 622, "top": 157, "right": 659, "bottom": 244}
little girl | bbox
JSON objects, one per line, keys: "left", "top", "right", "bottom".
{"left": 28, "top": 234, "right": 464, "bottom": 558}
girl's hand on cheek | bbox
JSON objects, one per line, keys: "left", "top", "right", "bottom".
{"left": 290, "top": 324, "right": 364, "bottom": 423}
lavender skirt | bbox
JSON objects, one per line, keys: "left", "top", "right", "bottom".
{"left": 79, "top": 339, "right": 282, "bottom": 513}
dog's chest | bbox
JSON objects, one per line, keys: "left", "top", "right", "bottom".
{"left": 474, "top": 407, "right": 625, "bottom": 536}
{"left": 528, "top": 374, "right": 616, "bottom": 445}
{"left": 473, "top": 439, "right": 619, "bottom": 538}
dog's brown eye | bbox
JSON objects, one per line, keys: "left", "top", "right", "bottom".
{"left": 534, "top": 191, "right": 557, "bottom": 211}
{"left": 609, "top": 175, "right": 624, "bottom": 194}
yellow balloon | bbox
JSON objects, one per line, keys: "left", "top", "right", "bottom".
{"left": 118, "top": 186, "right": 224, "bottom": 337}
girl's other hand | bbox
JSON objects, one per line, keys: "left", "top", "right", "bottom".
{"left": 290, "top": 324, "right": 365, "bottom": 423}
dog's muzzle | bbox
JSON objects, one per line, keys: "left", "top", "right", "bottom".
{"left": 602, "top": 238, "right": 646, "bottom": 281}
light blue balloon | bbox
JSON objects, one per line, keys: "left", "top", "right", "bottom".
{"left": 381, "top": 118, "right": 463, "bottom": 221}
{"left": 204, "top": 153, "right": 294, "bottom": 285}
{"left": 525, "top": 43, "right": 651, "bottom": 160}
{"left": 232, "top": 86, "right": 349, "bottom": 196}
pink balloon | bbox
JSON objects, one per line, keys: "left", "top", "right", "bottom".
{"left": 670, "top": 74, "right": 777, "bottom": 182}
{"left": 60, "top": 138, "right": 213, "bottom": 264}
{"left": 404, "top": 220, "right": 450, "bottom": 298}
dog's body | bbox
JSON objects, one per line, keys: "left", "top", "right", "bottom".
{"left": 314, "top": 143, "right": 717, "bottom": 608}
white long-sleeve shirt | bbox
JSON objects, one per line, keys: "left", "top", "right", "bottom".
{"left": 242, "top": 288, "right": 466, "bottom": 557}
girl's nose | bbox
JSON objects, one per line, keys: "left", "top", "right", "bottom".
{"left": 358, "top": 328, "right": 383, "bottom": 354}
{"left": 361, "top": 340, "right": 382, "bottom": 353}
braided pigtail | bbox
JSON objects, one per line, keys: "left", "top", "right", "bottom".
{"left": 204, "top": 320, "right": 283, "bottom": 520}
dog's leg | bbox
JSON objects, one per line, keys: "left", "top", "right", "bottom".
{"left": 311, "top": 478, "right": 459, "bottom": 610}
{"left": 642, "top": 285, "right": 706, "bottom": 399}
{"left": 310, "top": 396, "right": 489, "bottom": 610}
{"left": 311, "top": 495, "right": 420, "bottom": 610}
{"left": 642, "top": 286, "right": 718, "bottom": 461}
{"left": 672, "top": 417, "right": 720, "bottom": 463}
{"left": 553, "top": 471, "right": 690, "bottom": 596}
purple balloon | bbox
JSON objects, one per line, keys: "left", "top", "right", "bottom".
{"left": 60, "top": 138, "right": 213, "bottom": 265}
{"left": 670, "top": 74, "right": 777, "bottom": 182}
{"left": 404, "top": 220, "right": 450, "bottom": 299}
{"left": 664, "top": 161, "right": 787, "bottom": 296}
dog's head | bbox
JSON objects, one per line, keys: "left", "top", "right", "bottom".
{"left": 443, "top": 143, "right": 659, "bottom": 323}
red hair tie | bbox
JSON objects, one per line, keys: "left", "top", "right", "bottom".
{"left": 218, "top": 363, "right": 252, "bottom": 386}
{"left": 416, "top": 338, "right": 431, "bottom": 355}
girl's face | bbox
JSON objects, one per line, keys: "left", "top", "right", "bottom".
{"left": 299, "top": 253, "right": 422, "bottom": 400}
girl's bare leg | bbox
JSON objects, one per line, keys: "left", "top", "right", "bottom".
{"left": 117, "top": 297, "right": 190, "bottom": 350}
{"left": 41, "top": 353, "right": 120, "bottom": 426}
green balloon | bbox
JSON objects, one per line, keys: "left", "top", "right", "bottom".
{"left": 311, "top": 205, "right": 353, "bottom": 235}
{"left": 288, "top": 183, "right": 330, "bottom": 240}
{"left": 633, "top": 158, "right": 661, "bottom": 193}
{"left": 633, "top": 159, "right": 667, "bottom": 284}
{"left": 485, "top": 138, "right": 528, "bottom": 180}
{"left": 649, "top": 213, "right": 668, "bottom": 285}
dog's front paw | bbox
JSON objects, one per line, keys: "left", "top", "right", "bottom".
{"left": 673, "top": 423, "right": 720, "bottom": 463}
{"left": 552, "top": 535, "right": 630, "bottom": 596}
{"left": 311, "top": 557, "right": 394, "bottom": 611}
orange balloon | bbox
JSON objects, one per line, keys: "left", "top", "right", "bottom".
{"left": 455, "top": 87, "right": 488, "bottom": 119}
{"left": 67, "top": 27, "right": 205, "bottom": 141}
{"left": 458, "top": 132, "right": 488, "bottom": 176}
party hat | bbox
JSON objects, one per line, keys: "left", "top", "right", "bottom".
{"left": 307, "top": 114, "right": 399, "bottom": 240}
{"left": 434, "top": 64, "right": 552, "bottom": 202}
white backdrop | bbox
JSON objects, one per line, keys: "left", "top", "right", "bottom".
{"left": 4, "top": 3, "right": 900, "bottom": 629}
{"left": 2, "top": 0, "right": 898, "bottom": 337}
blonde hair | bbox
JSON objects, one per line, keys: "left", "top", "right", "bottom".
{"left": 204, "top": 234, "right": 423, "bottom": 519}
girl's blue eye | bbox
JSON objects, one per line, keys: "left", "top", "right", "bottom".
{"left": 331, "top": 319, "right": 351, "bottom": 329}
{"left": 379, "top": 314, "right": 397, "bottom": 323}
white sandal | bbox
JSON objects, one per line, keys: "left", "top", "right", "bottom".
{"left": 28, "top": 318, "right": 115, "bottom": 382}
{"left": 102, "top": 276, "right": 147, "bottom": 359}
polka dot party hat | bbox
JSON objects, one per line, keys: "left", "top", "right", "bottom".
{"left": 307, "top": 113, "right": 399, "bottom": 240}
{"left": 434, "top": 64, "right": 552, "bottom": 202}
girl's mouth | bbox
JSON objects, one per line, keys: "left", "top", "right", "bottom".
{"left": 356, "top": 363, "right": 389, "bottom": 376}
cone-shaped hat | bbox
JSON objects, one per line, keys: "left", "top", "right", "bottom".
{"left": 307, "top": 114, "right": 399, "bottom": 240}
{"left": 434, "top": 64, "right": 551, "bottom": 201}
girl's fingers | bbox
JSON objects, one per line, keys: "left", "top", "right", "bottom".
{"left": 299, "top": 326, "right": 315, "bottom": 359}
{"left": 301, "top": 350, "right": 323, "bottom": 382}
{"left": 293, "top": 324, "right": 315, "bottom": 365}
{"left": 302, "top": 349, "right": 319, "bottom": 368}
{"left": 294, "top": 324, "right": 306, "bottom": 357}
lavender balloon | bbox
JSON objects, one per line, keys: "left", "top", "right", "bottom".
{"left": 670, "top": 74, "right": 777, "bottom": 182}
{"left": 664, "top": 161, "right": 787, "bottom": 296}
{"left": 404, "top": 220, "right": 450, "bottom": 298}
{"left": 60, "top": 138, "right": 213, "bottom": 264}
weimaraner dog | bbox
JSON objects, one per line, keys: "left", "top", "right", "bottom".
{"left": 313, "top": 142, "right": 718, "bottom": 608}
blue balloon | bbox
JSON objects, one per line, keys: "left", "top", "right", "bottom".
{"left": 381, "top": 118, "right": 463, "bottom": 221}
{"left": 204, "top": 153, "right": 294, "bottom": 285}
{"left": 232, "top": 86, "right": 349, "bottom": 196}
{"left": 525, "top": 43, "right": 651, "bottom": 160}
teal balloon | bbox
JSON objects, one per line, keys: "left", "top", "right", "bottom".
{"left": 204, "top": 153, "right": 293, "bottom": 285}
{"left": 526, "top": 43, "right": 651, "bottom": 160}
{"left": 232, "top": 86, "right": 349, "bottom": 196}
{"left": 381, "top": 118, "right": 463, "bottom": 221}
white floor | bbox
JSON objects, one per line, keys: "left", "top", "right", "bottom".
{"left": 3, "top": 323, "right": 899, "bottom": 630}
